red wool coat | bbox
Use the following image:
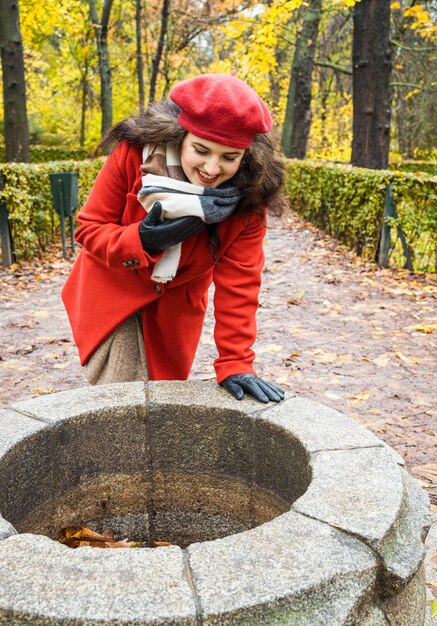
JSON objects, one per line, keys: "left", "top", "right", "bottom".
{"left": 62, "top": 140, "right": 266, "bottom": 383}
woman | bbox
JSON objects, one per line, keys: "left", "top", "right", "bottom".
{"left": 62, "top": 73, "right": 285, "bottom": 403}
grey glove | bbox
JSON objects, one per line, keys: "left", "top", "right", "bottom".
{"left": 139, "top": 202, "right": 205, "bottom": 255}
{"left": 221, "top": 374, "right": 285, "bottom": 403}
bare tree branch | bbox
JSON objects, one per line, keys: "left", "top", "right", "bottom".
{"left": 313, "top": 59, "right": 352, "bottom": 75}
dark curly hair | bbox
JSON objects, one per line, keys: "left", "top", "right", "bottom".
{"left": 98, "top": 100, "right": 285, "bottom": 219}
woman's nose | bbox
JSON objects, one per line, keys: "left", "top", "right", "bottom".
{"left": 203, "top": 156, "right": 221, "bottom": 175}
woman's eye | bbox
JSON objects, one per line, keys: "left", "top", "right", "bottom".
{"left": 223, "top": 156, "right": 237, "bottom": 162}
{"left": 194, "top": 147, "right": 208, "bottom": 155}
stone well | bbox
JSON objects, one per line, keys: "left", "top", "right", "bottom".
{"left": 0, "top": 381, "right": 431, "bottom": 625}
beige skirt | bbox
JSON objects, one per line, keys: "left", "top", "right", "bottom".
{"left": 85, "top": 312, "right": 149, "bottom": 385}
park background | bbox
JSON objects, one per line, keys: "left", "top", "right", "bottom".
{"left": 0, "top": 0, "right": 436, "bottom": 620}
{"left": 0, "top": 0, "right": 436, "bottom": 272}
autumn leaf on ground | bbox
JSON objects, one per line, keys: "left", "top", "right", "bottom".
{"left": 413, "top": 324, "right": 436, "bottom": 334}
{"left": 395, "top": 352, "right": 420, "bottom": 365}
{"left": 308, "top": 349, "right": 349, "bottom": 364}
{"left": 324, "top": 391, "right": 342, "bottom": 400}
{"left": 412, "top": 464, "right": 437, "bottom": 487}
{"left": 427, "top": 583, "right": 437, "bottom": 600}
{"left": 283, "top": 352, "right": 300, "bottom": 361}
{"left": 105, "top": 538, "right": 137, "bottom": 548}
{"left": 351, "top": 391, "right": 370, "bottom": 401}
{"left": 287, "top": 292, "right": 304, "bottom": 305}
{"left": 58, "top": 526, "right": 135, "bottom": 549}
{"left": 373, "top": 354, "right": 390, "bottom": 367}
{"left": 257, "top": 344, "right": 283, "bottom": 353}
{"left": 33, "top": 310, "right": 53, "bottom": 318}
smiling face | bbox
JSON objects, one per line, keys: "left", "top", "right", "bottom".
{"left": 180, "top": 133, "right": 245, "bottom": 188}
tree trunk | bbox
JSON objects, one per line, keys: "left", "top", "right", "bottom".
{"left": 79, "top": 58, "right": 90, "bottom": 148}
{"left": 281, "top": 0, "right": 322, "bottom": 158}
{"left": 0, "top": 0, "right": 30, "bottom": 162}
{"left": 149, "top": 0, "right": 170, "bottom": 103}
{"left": 88, "top": 0, "right": 114, "bottom": 136}
{"left": 136, "top": 0, "right": 145, "bottom": 113}
{"left": 351, "top": 0, "right": 392, "bottom": 169}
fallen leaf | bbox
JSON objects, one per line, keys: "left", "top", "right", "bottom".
{"left": 106, "top": 538, "right": 136, "bottom": 549}
{"left": 413, "top": 324, "right": 436, "bottom": 334}
{"left": 31, "top": 388, "right": 56, "bottom": 395}
{"left": 33, "top": 310, "right": 52, "bottom": 318}
{"left": 257, "top": 344, "right": 283, "bottom": 353}
{"left": 324, "top": 391, "right": 342, "bottom": 400}
{"left": 58, "top": 526, "right": 135, "bottom": 549}
{"left": 412, "top": 464, "right": 437, "bottom": 485}
{"left": 395, "top": 352, "right": 420, "bottom": 365}
{"left": 308, "top": 349, "right": 347, "bottom": 364}
{"left": 373, "top": 354, "right": 390, "bottom": 367}
{"left": 283, "top": 352, "right": 300, "bottom": 361}
{"left": 351, "top": 391, "right": 370, "bottom": 401}
{"left": 14, "top": 345, "right": 36, "bottom": 355}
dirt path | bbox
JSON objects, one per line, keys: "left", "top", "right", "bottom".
{"left": 1, "top": 213, "right": 436, "bottom": 505}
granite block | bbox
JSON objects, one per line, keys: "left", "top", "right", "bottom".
{"left": 261, "top": 397, "right": 386, "bottom": 452}
{"left": 292, "top": 447, "right": 430, "bottom": 593}
{"left": 0, "top": 534, "right": 197, "bottom": 625}
{"left": 188, "top": 511, "right": 378, "bottom": 625}
{"left": 0, "top": 515, "right": 16, "bottom": 541}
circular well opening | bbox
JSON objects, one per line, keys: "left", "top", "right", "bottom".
{"left": 0, "top": 404, "right": 311, "bottom": 548}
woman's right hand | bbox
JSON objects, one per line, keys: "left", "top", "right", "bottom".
{"left": 139, "top": 202, "right": 205, "bottom": 256}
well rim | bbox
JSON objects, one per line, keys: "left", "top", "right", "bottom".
{"left": 0, "top": 381, "right": 431, "bottom": 626}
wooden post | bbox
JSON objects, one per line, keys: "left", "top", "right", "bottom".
{"left": 0, "top": 175, "right": 15, "bottom": 267}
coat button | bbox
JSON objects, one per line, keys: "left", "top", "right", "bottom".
{"left": 154, "top": 284, "right": 162, "bottom": 295}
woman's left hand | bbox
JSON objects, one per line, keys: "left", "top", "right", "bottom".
{"left": 221, "top": 374, "right": 285, "bottom": 403}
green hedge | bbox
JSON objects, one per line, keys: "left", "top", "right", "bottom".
{"left": 284, "top": 160, "right": 437, "bottom": 272}
{"left": 393, "top": 162, "right": 437, "bottom": 177}
{"left": 0, "top": 158, "right": 104, "bottom": 259}
{"left": 0, "top": 145, "right": 93, "bottom": 163}
{"left": 1, "top": 156, "right": 436, "bottom": 271}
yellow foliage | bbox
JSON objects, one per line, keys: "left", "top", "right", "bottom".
{"left": 212, "top": 0, "right": 302, "bottom": 116}
{"left": 405, "top": 88, "right": 421, "bottom": 101}
{"left": 403, "top": 4, "right": 437, "bottom": 40}
{"left": 330, "top": 0, "right": 361, "bottom": 7}
{"left": 308, "top": 101, "right": 353, "bottom": 162}
{"left": 12, "top": 0, "right": 372, "bottom": 156}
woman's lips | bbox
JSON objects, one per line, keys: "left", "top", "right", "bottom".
{"left": 196, "top": 169, "right": 220, "bottom": 185}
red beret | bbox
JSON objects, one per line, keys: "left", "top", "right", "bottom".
{"left": 169, "top": 74, "right": 272, "bottom": 149}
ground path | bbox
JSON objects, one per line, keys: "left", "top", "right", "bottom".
{"left": 1, "top": 212, "right": 435, "bottom": 501}
{"left": 1, "top": 211, "right": 436, "bottom": 620}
